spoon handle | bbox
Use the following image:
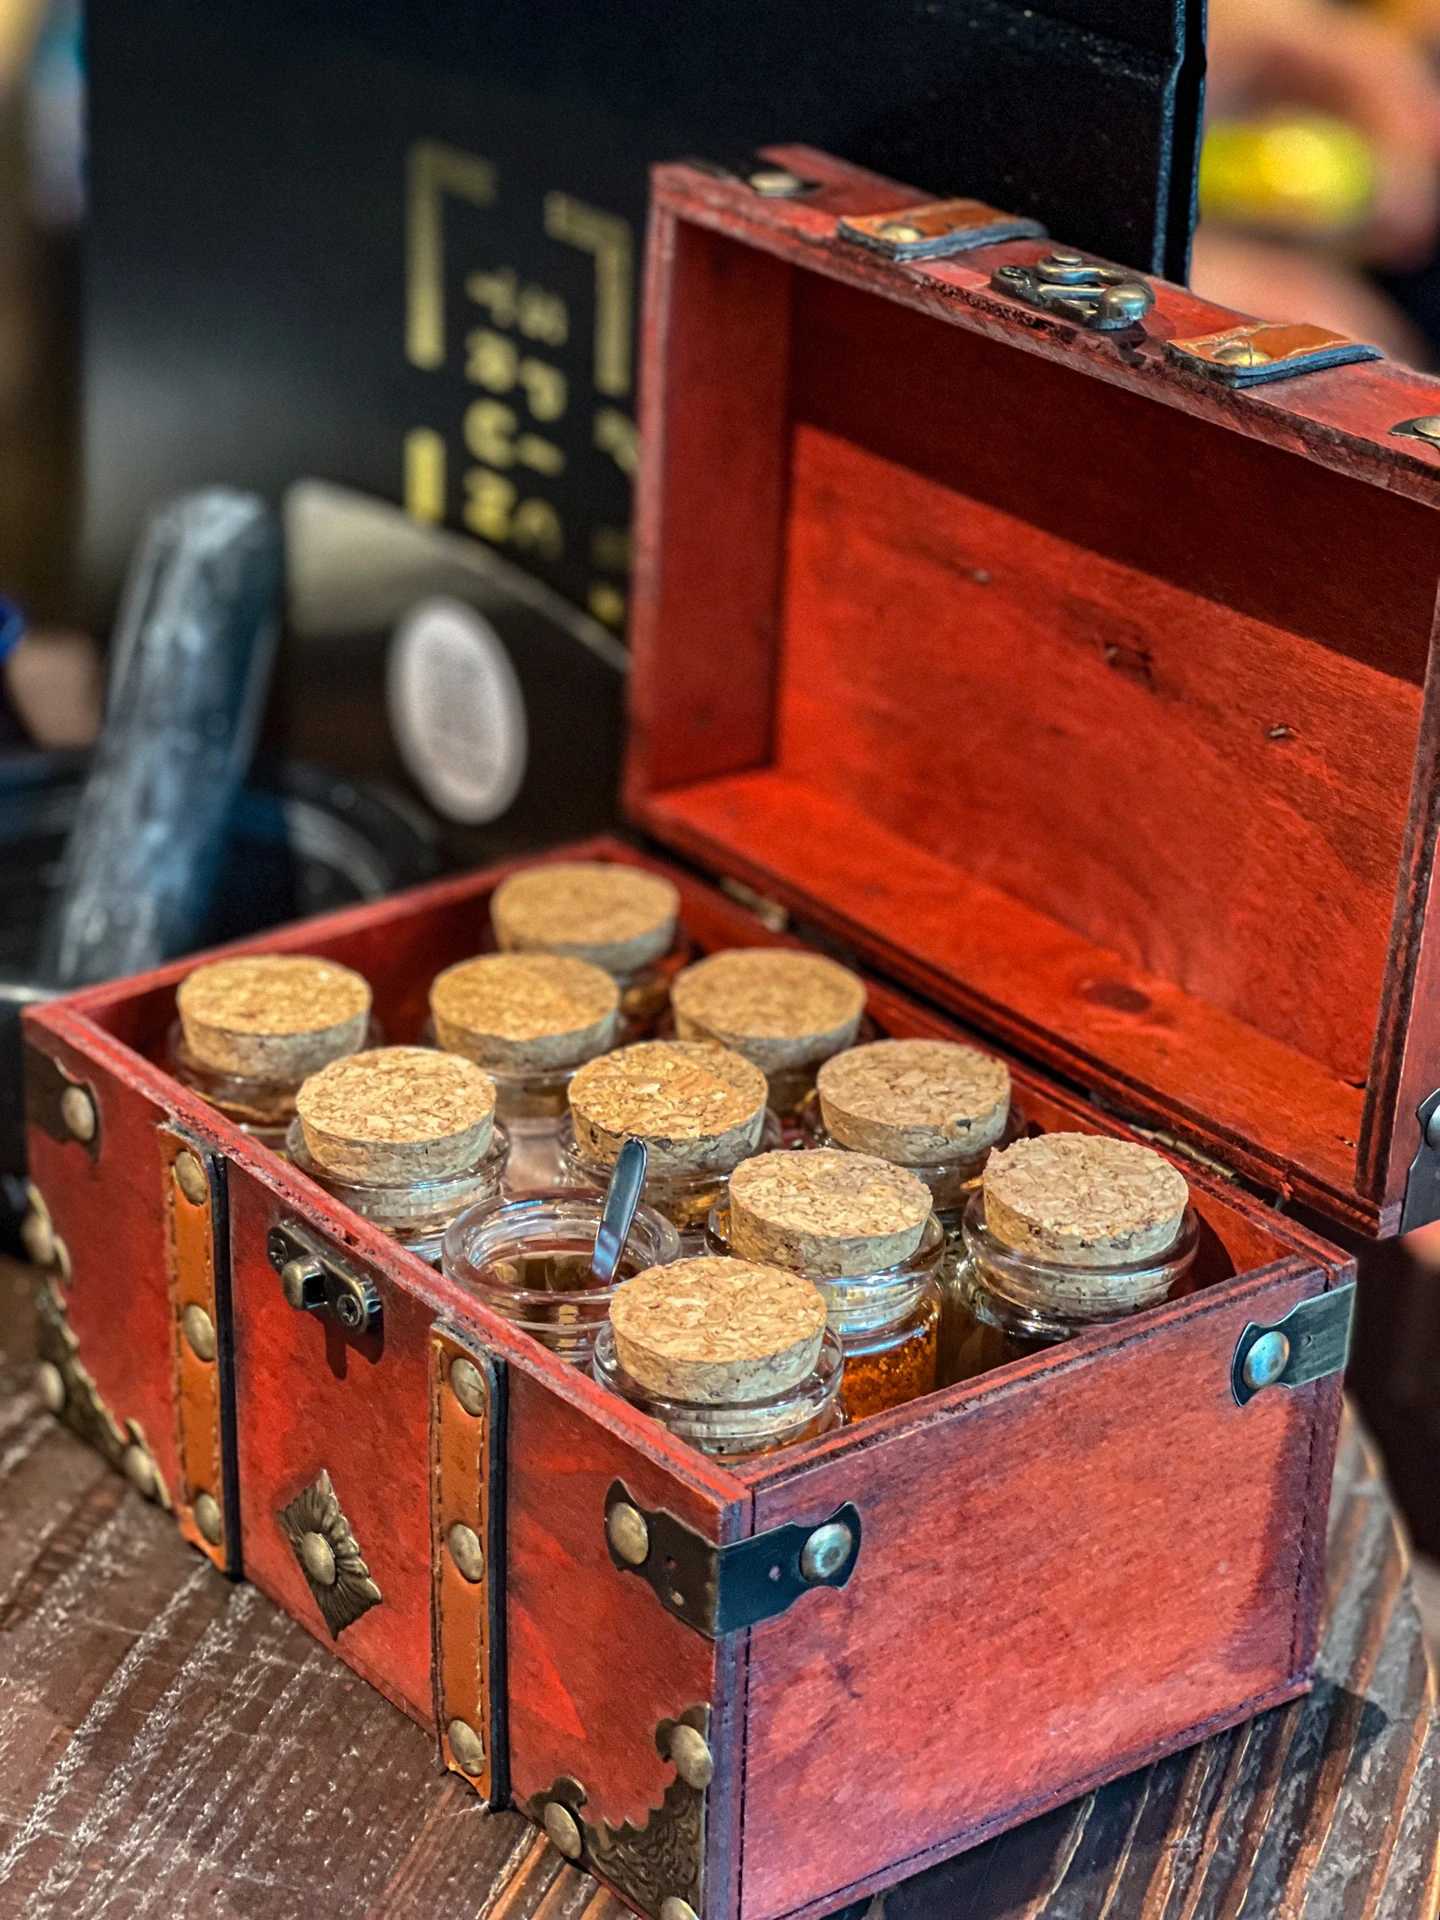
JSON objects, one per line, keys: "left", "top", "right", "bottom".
{"left": 591, "top": 1136, "right": 649, "bottom": 1287}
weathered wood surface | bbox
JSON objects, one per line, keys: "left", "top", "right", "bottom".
{"left": 0, "top": 1257, "right": 1434, "bottom": 1918}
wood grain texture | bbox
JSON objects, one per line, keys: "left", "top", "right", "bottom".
{"left": 0, "top": 1261, "right": 1432, "bottom": 1918}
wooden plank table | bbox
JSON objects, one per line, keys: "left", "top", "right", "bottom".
{"left": 0, "top": 1253, "right": 1435, "bottom": 1919}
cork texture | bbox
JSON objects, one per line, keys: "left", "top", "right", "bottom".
{"left": 431, "top": 953, "right": 620, "bottom": 1072}
{"left": 177, "top": 955, "right": 372, "bottom": 1080}
{"left": 818, "top": 1038, "right": 1011, "bottom": 1164}
{"left": 610, "top": 1255, "right": 827, "bottom": 1403}
{"left": 491, "top": 862, "right": 680, "bottom": 973}
{"left": 568, "top": 1040, "right": 768, "bottom": 1174}
{"left": 729, "top": 1148, "right": 932, "bottom": 1278}
{"left": 671, "top": 949, "right": 866, "bottom": 1072}
{"left": 296, "top": 1046, "right": 496, "bottom": 1184}
{"left": 983, "top": 1131, "right": 1190, "bottom": 1267}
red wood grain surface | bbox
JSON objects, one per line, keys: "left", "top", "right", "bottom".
{"left": 626, "top": 149, "right": 1440, "bottom": 1234}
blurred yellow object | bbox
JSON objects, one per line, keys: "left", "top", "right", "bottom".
{"left": 1201, "top": 114, "right": 1377, "bottom": 235}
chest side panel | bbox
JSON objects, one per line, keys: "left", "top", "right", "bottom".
{"left": 736, "top": 1259, "right": 1347, "bottom": 1920}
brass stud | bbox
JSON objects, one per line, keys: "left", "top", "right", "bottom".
{"left": 799, "top": 1519, "right": 854, "bottom": 1583}
{"left": 447, "top": 1522, "right": 485, "bottom": 1583}
{"left": 449, "top": 1356, "right": 486, "bottom": 1418}
{"left": 448, "top": 1717, "right": 486, "bottom": 1775}
{"left": 1391, "top": 414, "right": 1440, "bottom": 446}
{"left": 661, "top": 1900, "right": 699, "bottom": 1920}
{"left": 123, "top": 1443, "right": 157, "bottom": 1500}
{"left": 669, "top": 1723, "right": 714, "bottom": 1790}
{"left": 606, "top": 1501, "right": 650, "bottom": 1568}
{"left": 174, "top": 1151, "right": 208, "bottom": 1206}
{"left": 20, "top": 1201, "right": 54, "bottom": 1268}
{"left": 1242, "top": 1329, "right": 1291, "bottom": 1394}
{"left": 60, "top": 1084, "right": 96, "bottom": 1144}
{"left": 194, "top": 1492, "right": 223, "bottom": 1545}
{"left": 878, "top": 220, "right": 923, "bottom": 243}
{"left": 300, "top": 1529, "right": 337, "bottom": 1586}
{"left": 36, "top": 1361, "right": 66, "bottom": 1414}
{"left": 544, "top": 1801, "right": 584, "bottom": 1860}
{"left": 748, "top": 167, "right": 803, "bottom": 197}
{"left": 181, "top": 1303, "right": 217, "bottom": 1362}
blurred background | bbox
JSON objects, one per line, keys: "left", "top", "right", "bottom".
{"left": 2, "top": 0, "right": 1440, "bottom": 1604}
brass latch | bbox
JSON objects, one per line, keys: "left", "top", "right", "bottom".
{"left": 1165, "top": 321, "right": 1381, "bottom": 387}
{"left": 990, "top": 251, "right": 1154, "bottom": 331}
{"left": 839, "top": 197, "right": 1046, "bottom": 262}
{"left": 1231, "top": 1282, "right": 1355, "bottom": 1407}
{"left": 267, "top": 1221, "right": 382, "bottom": 1338}
{"left": 604, "top": 1479, "right": 860, "bottom": 1637}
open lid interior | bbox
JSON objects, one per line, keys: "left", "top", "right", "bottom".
{"left": 625, "top": 149, "right": 1440, "bottom": 1235}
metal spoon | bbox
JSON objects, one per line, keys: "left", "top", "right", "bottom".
{"left": 590, "top": 1137, "right": 648, "bottom": 1286}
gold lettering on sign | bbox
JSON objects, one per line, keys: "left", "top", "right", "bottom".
{"left": 544, "top": 192, "right": 634, "bottom": 397}
{"left": 404, "top": 428, "right": 447, "bottom": 522}
{"left": 407, "top": 142, "right": 499, "bottom": 370}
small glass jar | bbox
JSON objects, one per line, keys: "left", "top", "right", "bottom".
{"left": 442, "top": 1190, "right": 681, "bottom": 1364}
{"left": 593, "top": 1320, "right": 843, "bottom": 1460}
{"left": 490, "top": 1062, "right": 582, "bottom": 1194}
{"left": 707, "top": 1199, "right": 944, "bottom": 1421}
{"left": 287, "top": 1118, "right": 510, "bottom": 1264}
{"left": 559, "top": 1108, "right": 783, "bottom": 1251}
{"left": 169, "top": 1016, "right": 383, "bottom": 1152}
{"left": 943, "top": 1190, "right": 1200, "bottom": 1381}
{"left": 800, "top": 1096, "right": 1023, "bottom": 1217}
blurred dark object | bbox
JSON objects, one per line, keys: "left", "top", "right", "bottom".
{"left": 1347, "top": 1226, "right": 1440, "bottom": 1561}
{"left": 0, "top": 749, "right": 440, "bottom": 1201}
{"left": 82, "top": 0, "right": 1204, "bottom": 832}
{"left": 38, "top": 489, "right": 281, "bottom": 987}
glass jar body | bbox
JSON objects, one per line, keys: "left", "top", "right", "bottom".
{"left": 798, "top": 1098, "right": 1023, "bottom": 1216}
{"left": 169, "top": 1016, "right": 381, "bottom": 1152}
{"left": 942, "top": 1192, "right": 1200, "bottom": 1383}
{"left": 443, "top": 1190, "right": 681, "bottom": 1364}
{"left": 707, "top": 1203, "right": 944, "bottom": 1420}
{"left": 285, "top": 1119, "right": 510, "bottom": 1265}
{"left": 558, "top": 1109, "right": 783, "bottom": 1252}
{"left": 592, "top": 1322, "right": 844, "bottom": 1460}
{"left": 490, "top": 1063, "right": 579, "bottom": 1196}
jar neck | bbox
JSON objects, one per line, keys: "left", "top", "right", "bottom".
{"left": 285, "top": 1119, "right": 510, "bottom": 1258}
{"left": 958, "top": 1192, "right": 1198, "bottom": 1329}
{"left": 491, "top": 1062, "right": 577, "bottom": 1126}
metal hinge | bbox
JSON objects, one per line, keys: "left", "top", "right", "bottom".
{"left": 1231, "top": 1282, "right": 1355, "bottom": 1407}
{"left": 604, "top": 1480, "right": 860, "bottom": 1638}
{"left": 1400, "top": 1088, "right": 1440, "bottom": 1233}
{"left": 1165, "top": 321, "right": 1381, "bottom": 387}
{"left": 838, "top": 197, "right": 1046, "bottom": 262}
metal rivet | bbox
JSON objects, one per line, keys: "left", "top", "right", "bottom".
{"left": 60, "top": 1084, "right": 96, "bottom": 1143}
{"left": 878, "top": 220, "right": 923, "bottom": 242}
{"left": 668, "top": 1723, "right": 714, "bottom": 1790}
{"left": 123, "top": 1444, "right": 157, "bottom": 1500}
{"left": 447, "top": 1522, "right": 485, "bottom": 1583}
{"left": 1242, "top": 1329, "right": 1291, "bottom": 1394}
{"left": 300, "top": 1529, "right": 336, "bottom": 1585}
{"left": 181, "top": 1303, "right": 216, "bottom": 1362}
{"left": 748, "top": 167, "right": 803, "bottom": 197}
{"left": 1426, "top": 1104, "right": 1440, "bottom": 1152}
{"left": 194, "top": 1492, "right": 223, "bottom": 1545}
{"left": 661, "top": 1900, "right": 699, "bottom": 1920}
{"left": 606, "top": 1501, "right": 650, "bottom": 1567}
{"left": 800, "top": 1519, "right": 854, "bottom": 1583}
{"left": 449, "top": 1356, "right": 486, "bottom": 1418}
{"left": 448, "top": 1717, "right": 486, "bottom": 1775}
{"left": 1392, "top": 414, "right": 1440, "bottom": 446}
{"left": 36, "top": 1361, "right": 66, "bottom": 1414}
{"left": 174, "top": 1151, "right": 208, "bottom": 1206}
{"left": 544, "top": 1801, "right": 584, "bottom": 1860}
{"left": 21, "top": 1204, "right": 54, "bottom": 1268}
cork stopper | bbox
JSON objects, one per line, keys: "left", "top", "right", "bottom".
{"left": 818, "top": 1039, "right": 1011, "bottom": 1164}
{"left": 568, "top": 1040, "right": 768, "bottom": 1175}
{"left": 610, "top": 1256, "right": 827, "bottom": 1404}
{"left": 982, "top": 1132, "right": 1189, "bottom": 1268}
{"left": 671, "top": 949, "right": 866, "bottom": 1073}
{"left": 296, "top": 1046, "right": 496, "bottom": 1184}
{"left": 728, "top": 1148, "right": 932, "bottom": 1278}
{"left": 491, "top": 862, "right": 680, "bottom": 974}
{"left": 177, "top": 955, "right": 371, "bottom": 1080}
{"left": 430, "top": 953, "right": 620, "bottom": 1073}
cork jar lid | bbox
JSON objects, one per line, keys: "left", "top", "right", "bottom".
{"left": 728, "top": 1148, "right": 933, "bottom": 1278}
{"left": 491, "top": 862, "right": 680, "bottom": 973}
{"left": 430, "top": 953, "right": 620, "bottom": 1073}
{"left": 671, "top": 949, "right": 866, "bottom": 1073}
{"left": 568, "top": 1040, "right": 768, "bottom": 1175}
{"left": 610, "top": 1256, "right": 827, "bottom": 1404}
{"left": 818, "top": 1039, "right": 1011, "bottom": 1164}
{"left": 177, "top": 954, "right": 371, "bottom": 1080}
{"left": 982, "top": 1132, "right": 1189, "bottom": 1268}
{"left": 296, "top": 1046, "right": 496, "bottom": 1184}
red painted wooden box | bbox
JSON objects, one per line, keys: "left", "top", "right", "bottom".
{"left": 23, "top": 144, "right": 1440, "bottom": 1920}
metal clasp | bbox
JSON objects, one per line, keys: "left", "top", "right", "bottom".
{"left": 1231, "top": 1282, "right": 1355, "bottom": 1407}
{"left": 839, "top": 197, "right": 1046, "bottom": 262}
{"left": 991, "top": 250, "right": 1154, "bottom": 331}
{"left": 267, "top": 1221, "right": 382, "bottom": 1338}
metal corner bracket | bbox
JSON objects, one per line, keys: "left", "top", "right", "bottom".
{"left": 1231, "top": 1282, "right": 1356, "bottom": 1408}
{"left": 604, "top": 1480, "right": 860, "bottom": 1638}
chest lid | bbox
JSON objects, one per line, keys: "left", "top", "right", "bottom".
{"left": 625, "top": 145, "right": 1440, "bottom": 1238}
